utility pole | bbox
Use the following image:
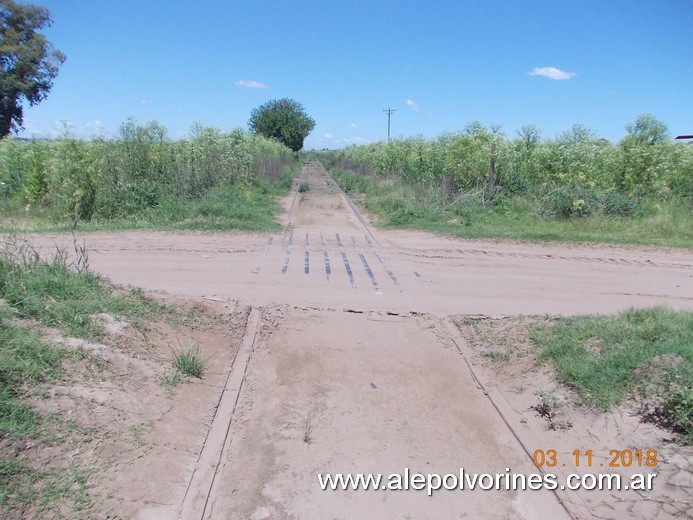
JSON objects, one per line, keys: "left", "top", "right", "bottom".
{"left": 383, "top": 108, "right": 396, "bottom": 140}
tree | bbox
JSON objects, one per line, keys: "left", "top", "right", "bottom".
{"left": 248, "top": 98, "right": 315, "bottom": 152}
{"left": 618, "top": 114, "right": 670, "bottom": 197}
{"left": 624, "top": 113, "right": 669, "bottom": 146}
{"left": 557, "top": 124, "right": 597, "bottom": 145}
{"left": 0, "top": 0, "right": 65, "bottom": 137}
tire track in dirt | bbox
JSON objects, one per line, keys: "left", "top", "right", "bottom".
{"left": 271, "top": 162, "right": 406, "bottom": 293}
{"left": 397, "top": 247, "right": 691, "bottom": 269}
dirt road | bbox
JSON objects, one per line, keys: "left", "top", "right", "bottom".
{"left": 34, "top": 165, "right": 692, "bottom": 317}
{"left": 29, "top": 163, "right": 693, "bottom": 519}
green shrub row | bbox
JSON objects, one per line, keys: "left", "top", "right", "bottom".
{"left": 326, "top": 115, "right": 693, "bottom": 212}
{"left": 0, "top": 119, "right": 295, "bottom": 224}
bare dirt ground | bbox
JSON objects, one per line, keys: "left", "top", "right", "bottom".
{"left": 20, "top": 162, "right": 693, "bottom": 519}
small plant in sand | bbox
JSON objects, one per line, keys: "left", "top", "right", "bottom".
{"left": 160, "top": 372, "right": 183, "bottom": 387}
{"left": 481, "top": 349, "right": 511, "bottom": 363}
{"left": 303, "top": 417, "right": 313, "bottom": 444}
{"left": 173, "top": 343, "right": 205, "bottom": 379}
{"left": 533, "top": 390, "right": 573, "bottom": 431}
{"left": 534, "top": 390, "right": 561, "bottom": 420}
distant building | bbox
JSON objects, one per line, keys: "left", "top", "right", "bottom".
{"left": 675, "top": 135, "right": 693, "bottom": 144}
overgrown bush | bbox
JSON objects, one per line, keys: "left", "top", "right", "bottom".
{"left": 0, "top": 120, "right": 295, "bottom": 225}
{"left": 332, "top": 115, "right": 692, "bottom": 205}
{"left": 331, "top": 168, "right": 373, "bottom": 194}
{"left": 599, "top": 191, "right": 641, "bottom": 217}
{"left": 378, "top": 197, "right": 426, "bottom": 225}
{"left": 537, "top": 185, "right": 595, "bottom": 219}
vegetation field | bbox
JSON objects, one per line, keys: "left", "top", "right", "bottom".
{"left": 317, "top": 115, "right": 693, "bottom": 247}
{"left": 0, "top": 120, "right": 297, "bottom": 233}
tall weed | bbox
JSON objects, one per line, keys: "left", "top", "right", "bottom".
{"left": 0, "top": 120, "right": 295, "bottom": 228}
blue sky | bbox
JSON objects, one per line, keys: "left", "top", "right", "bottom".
{"left": 18, "top": 0, "right": 693, "bottom": 148}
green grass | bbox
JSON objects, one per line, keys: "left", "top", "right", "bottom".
{"left": 531, "top": 307, "right": 693, "bottom": 440}
{"left": 0, "top": 309, "right": 61, "bottom": 434}
{"left": 173, "top": 345, "right": 205, "bottom": 379}
{"left": 0, "top": 458, "right": 92, "bottom": 519}
{"left": 0, "top": 236, "right": 172, "bottom": 515}
{"left": 159, "top": 372, "right": 183, "bottom": 387}
{"left": 329, "top": 168, "right": 693, "bottom": 248}
{"left": 0, "top": 169, "right": 296, "bottom": 234}
{"left": 144, "top": 183, "right": 286, "bottom": 232}
{"left": 0, "top": 303, "right": 95, "bottom": 517}
{"left": 0, "top": 238, "right": 168, "bottom": 339}
{"left": 481, "top": 350, "right": 512, "bottom": 363}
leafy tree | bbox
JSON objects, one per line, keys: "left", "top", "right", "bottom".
{"left": 0, "top": 0, "right": 65, "bottom": 137}
{"left": 557, "top": 124, "right": 597, "bottom": 145}
{"left": 517, "top": 124, "right": 541, "bottom": 151}
{"left": 618, "top": 114, "right": 670, "bottom": 197}
{"left": 248, "top": 98, "right": 315, "bottom": 152}
{"left": 624, "top": 113, "right": 669, "bottom": 145}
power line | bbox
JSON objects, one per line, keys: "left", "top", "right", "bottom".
{"left": 383, "top": 108, "right": 396, "bottom": 140}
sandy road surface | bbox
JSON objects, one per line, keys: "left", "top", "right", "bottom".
{"left": 27, "top": 162, "right": 693, "bottom": 519}
{"left": 32, "top": 169, "right": 692, "bottom": 317}
{"left": 202, "top": 307, "right": 566, "bottom": 519}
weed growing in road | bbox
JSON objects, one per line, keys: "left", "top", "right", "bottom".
{"left": 130, "top": 423, "right": 152, "bottom": 447}
{"left": 533, "top": 390, "right": 573, "bottom": 431}
{"left": 533, "top": 390, "right": 562, "bottom": 420}
{"left": 303, "top": 417, "right": 313, "bottom": 444}
{"left": 298, "top": 181, "right": 310, "bottom": 193}
{"left": 159, "top": 372, "right": 183, "bottom": 387}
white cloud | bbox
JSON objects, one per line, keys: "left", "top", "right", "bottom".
{"left": 235, "top": 80, "right": 268, "bottom": 89}
{"left": 139, "top": 99, "right": 150, "bottom": 104}
{"left": 350, "top": 123, "right": 358, "bottom": 128}
{"left": 529, "top": 66, "right": 576, "bottom": 80}
{"left": 406, "top": 98, "right": 434, "bottom": 115}
{"left": 406, "top": 98, "right": 421, "bottom": 112}
{"left": 323, "top": 133, "right": 333, "bottom": 139}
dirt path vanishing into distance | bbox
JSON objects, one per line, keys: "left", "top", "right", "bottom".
{"left": 29, "top": 162, "right": 692, "bottom": 519}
